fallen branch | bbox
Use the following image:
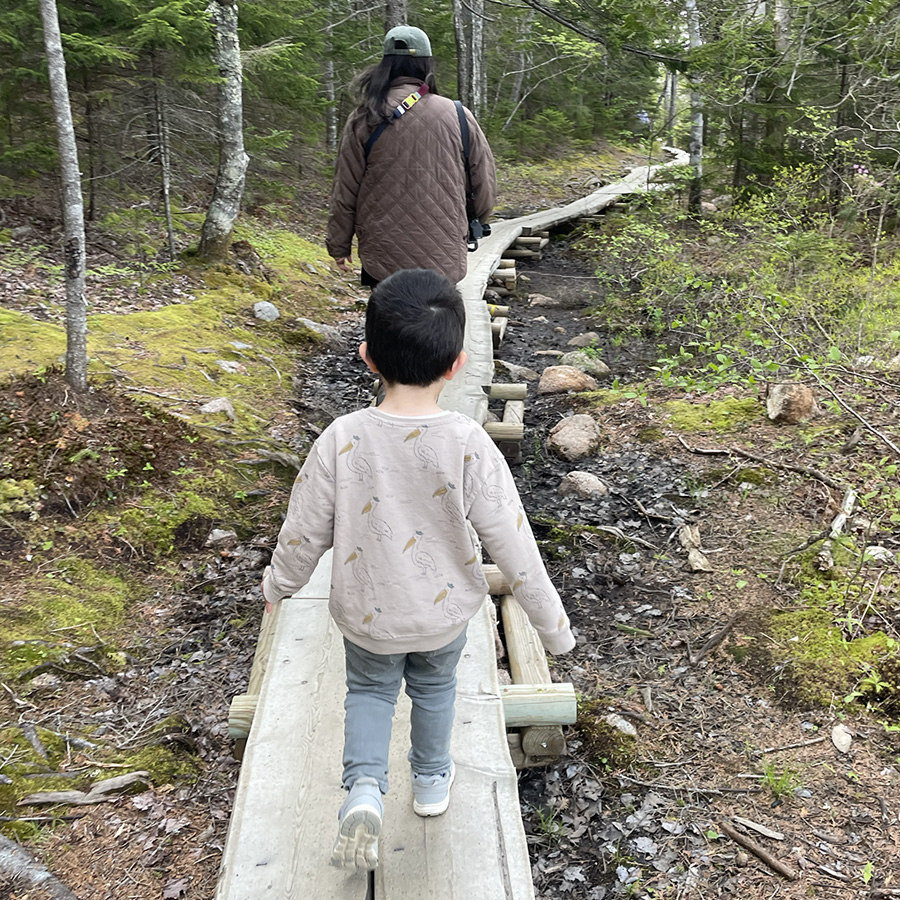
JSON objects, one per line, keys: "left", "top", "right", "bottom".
{"left": 0, "top": 834, "right": 78, "bottom": 899}
{"left": 616, "top": 774, "right": 763, "bottom": 796}
{"left": 718, "top": 819, "right": 800, "bottom": 881}
{"left": 677, "top": 437, "right": 847, "bottom": 492}
{"left": 689, "top": 616, "right": 737, "bottom": 665}
{"left": 762, "top": 736, "right": 826, "bottom": 754}
{"left": 18, "top": 771, "right": 150, "bottom": 807}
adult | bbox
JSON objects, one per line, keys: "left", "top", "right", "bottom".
{"left": 327, "top": 25, "right": 497, "bottom": 287}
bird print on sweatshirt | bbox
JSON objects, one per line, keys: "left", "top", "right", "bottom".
{"left": 433, "top": 583, "right": 463, "bottom": 621}
{"left": 344, "top": 546, "right": 375, "bottom": 593}
{"left": 286, "top": 534, "right": 316, "bottom": 569}
{"left": 404, "top": 426, "right": 439, "bottom": 469}
{"left": 512, "top": 571, "right": 550, "bottom": 610}
{"left": 403, "top": 531, "right": 438, "bottom": 577}
{"left": 432, "top": 482, "right": 465, "bottom": 527}
{"left": 361, "top": 496, "right": 393, "bottom": 542}
{"left": 338, "top": 435, "right": 373, "bottom": 484}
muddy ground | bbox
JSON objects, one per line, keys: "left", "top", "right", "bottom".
{"left": 2, "top": 178, "right": 900, "bottom": 899}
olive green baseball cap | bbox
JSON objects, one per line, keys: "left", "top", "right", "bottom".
{"left": 383, "top": 25, "right": 432, "bottom": 57}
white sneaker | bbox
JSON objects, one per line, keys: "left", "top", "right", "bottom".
{"left": 411, "top": 761, "right": 455, "bottom": 817}
{"left": 330, "top": 777, "right": 383, "bottom": 870}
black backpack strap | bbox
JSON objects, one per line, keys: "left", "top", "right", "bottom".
{"left": 454, "top": 100, "right": 476, "bottom": 220}
{"left": 363, "top": 122, "right": 390, "bottom": 161}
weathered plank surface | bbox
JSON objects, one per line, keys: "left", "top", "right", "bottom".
{"left": 216, "top": 554, "right": 534, "bottom": 899}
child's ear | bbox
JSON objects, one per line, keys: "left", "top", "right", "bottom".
{"left": 359, "top": 341, "right": 379, "bottom": 374}
{"left": 443, "top": 350, "right": 468, "bottom": 380}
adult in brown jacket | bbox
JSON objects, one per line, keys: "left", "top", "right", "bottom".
{"left": 327, "top": 26, "right": 497, "bottom": 287}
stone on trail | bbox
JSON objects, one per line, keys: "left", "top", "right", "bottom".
{"left": 216, "top": 360, "right": 247, "bottom": 375}
{"left": 253, "top": 301, "right": 280, "bottom": 322}
{"left": 566, "top": 332, "right": 602, "bottom": 348}
{"left": 558, "top": 350, "right": 611, "bottom": 378}
{"left": 495, "top": 359, "right": 540, "bottom": 382}
{"left": 199, "top": 397, "right": 237, "bottom": 420}
{"left": 529, "top": 292, "right": 586, "bottom": 310}
{"left": 547, "top": 415, "right": 602, "bottom": 462}
{"left": 766, "top": 383, "right": 818, "bottom": 424}
{"left": 538, "top": 365, "right": 598, "bottom": 395}
{"left": 559, "top": 471, "right": 609, "bottom": 498}
{"left": 206, "top": 528, "right": 238, "bottom": 548}
{"left": 296, "top": 317, "right": 345, "bottom": 350}
{"left": 604, "top": 713, "right": 638, "bottom": 738}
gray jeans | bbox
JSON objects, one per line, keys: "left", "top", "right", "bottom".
{"left": 342, "top": 629, "right": 468, "bottom": 794}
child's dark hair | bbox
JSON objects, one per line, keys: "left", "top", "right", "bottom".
{"left": 366, "top": 269, "right": 465, "bottom": 387}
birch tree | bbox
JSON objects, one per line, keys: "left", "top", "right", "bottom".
{"left": 198, "top": 0, "right": 248, "bottom": 261}
{"left": 685, "top": 0, "right": 704, "bottom": 216}
{"left": 38, "top": 0, "right": 87, "bottom": 393}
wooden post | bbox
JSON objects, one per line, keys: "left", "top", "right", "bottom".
{"left": 500, "top": 684, "right": 576, "bottom": 727}
{"left": 496, "top": 258, "right": 516, "bottom": 269}
{"left": 486, "top": 304, "right": 510, "bottom": 318}
{"left": 228, "top": 601, "right": 283, "bottom": 755}
{"left": 499, "top": 399, "right": 524, "bottom": 463}
{"left": 488, "top": 384, "right": 527, "bottom": 400}
{"left": 484, "top": 421, "right": 524, "bottom": 441}
{"left": 502, "top": 248, "right": 541, "bottom": 259}
{"left": 500, "top": 593, "right": 570, "bottom": 761}
{"left": 491, "top": 317, "right": 508, "bottom": 349}
{"left": 483, "top": 564, "right": 510, "bottom": 595}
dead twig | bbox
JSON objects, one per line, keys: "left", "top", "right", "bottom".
{"left": 718, "top": 819, "right": 800, "bottom": 881}
{"left": 762, "top": 736, "right": 826, "bottom": 753}
{"left": 616, "top": 774, "right": 763, "bottom": 796}
{"left": 689, "top": 615, "right": 737, "bottom": 665}
{"left": 677, "top": 436, "right": 847, "bottom": 492}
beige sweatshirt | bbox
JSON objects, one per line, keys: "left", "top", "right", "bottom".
{"left": 263, "top": 408, "right": 575, "bottom": 656}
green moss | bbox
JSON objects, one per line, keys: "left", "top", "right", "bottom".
{"left": 576, "top": 388, "right": 630, "bottom": 407}
{"left": 575, "top": 698, "right": 637, "bottom": 770}
{"left": 0, "top": 229, "right": 11, "bottom": 244}
{"left": 0, "top": 478, "right": 39, "bottom": 514}
{"left": 125, "top": 745, "right": 202, "bottom": 785}
{"left": 663, "top": 397, "right": 760, "bottom": 432}
{"left": 0, "top": 310, "right": 67, "bottom": 373}
{"left": 2, "top": 558, "right": 139, "bottom": 679}
{"left": 637, "top": 426, "right": 663, "bottom": 443}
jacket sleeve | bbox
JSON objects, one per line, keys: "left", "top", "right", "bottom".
{"left": 262, "top": 439, "right": 336, "bottom": 605}
{"left": 465, "top": 108, "right": 497, "bottom": 224}
{"left": 326, "top": 113, "right": 367, "bottom": 260}
{"left": 463, "top": 440, "right": 575, "bottom": 655}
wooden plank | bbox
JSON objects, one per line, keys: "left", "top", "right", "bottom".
{"left": 484, "top": 421, "right": 524, "bottom": 441}
{"left": 376, "top": 599, "right": 535, "bottom": 900}
{"left": 496, "top": 258, "right": 516, "bottom": 269}
{"left": 486, "top": 304, "right": 509, "bottom": 318}
{"left": 502, "top": 248, "right": 540, "bottom": 259}
{"left": 491, "top": 317, "right": 508, "bottom": 350}
{"left": 502, "top": 400, "right": 524, "bottom": 425}
{"left": 488, "top": 384, "right": 527, "bottom": 401}
{"left": 500, "top": 593, "right": 568, "bottom": 761}
{"left": 483, "top": 565, "right": 509, "bottom": 596}
{"left": 501, "top": 684, "right": 577, "bottom": 726}
{"left": 216, "top": 552, "right": 370, "bottom": 900}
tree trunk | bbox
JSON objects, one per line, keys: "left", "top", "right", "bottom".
{"left": 384, "top": 0, "right": 407, "bottom": 31}
{"left": 198, "top": 0, "right": 249, "bottom": 261}
{"left": 666, "top": 69, "right": 677, "bottom": 145}
{"left": 324, "top": 4, "right": 338, "bottom": 152}
{"left": 39, "top": 0, "right": 88, "bottom": 394}
{"left": 470, "top": 0, "right": 486, "bottom": 118}
{"left": 452, "top": 0, "right": 471, "bottom": 108}
{"left": 150, "top": 53, "right": 176, "bottom": 260}
{"left": 685, "top": 0, "right": 704, "bottom": 216}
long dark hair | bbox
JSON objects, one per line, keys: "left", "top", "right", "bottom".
{"left": 352, "top": 56, "right": 439, "bottom": 127}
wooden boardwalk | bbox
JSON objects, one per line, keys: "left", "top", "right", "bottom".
{"left": 215, "top": 150, "right": 686, "bottom": 900}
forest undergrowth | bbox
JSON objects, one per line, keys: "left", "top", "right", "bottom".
{"left": 0, "top": 149, "right": 898, "bottom": 899}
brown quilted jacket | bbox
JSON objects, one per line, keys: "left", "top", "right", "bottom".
{"left": 326, "top": 77, "right": 497, "bottom": 284}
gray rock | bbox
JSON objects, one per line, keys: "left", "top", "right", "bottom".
{"left": 199, "top": 397, "right": 237, "bottom": 420}
{"left": 534, "top": 349, "right": 563, "bottom": 357}
{"left": 494, "top": 359, "right": 540, "bottom": 382}
{"left": 229, "top": 341, "right": 253, "bottom": 350}
{"left": 558, "top": 350, "right": 611, "bottom": 378}
{"left": 538, "top": 365, "right": 599, "bottom": 395}
{"left": 216, "top": 360, "right": 247, "bottom": 375}
{"left": 253, "top": 301, "right": 280, "bottom": 322}
{"left": 604, "top": 713, "right": 638, "bottom": 737}
{"left": 547, "top": 415, "right": 603, "bottom": 461}
{"left": 567, "top": 332, "right": 601, "bottom": 348}
{"left": 766, "top": 383, "right": 818, "bottom": 424}
{"left": 701, "top": 201, "right": 718, "bottom": 214}
{"left": 529, "top": 292, "right": 586, "bottom": 310}
{"left": 11, "top": 225, "right": 32, "bottom": 240}
{"left": 711, "top": 194, "right": 733, "bottom": 210}
{"left": 559, "top": 471, "right": 609, "bottom": 498}
{"left": 297, "top": 317, "right": 345, "bottom": 350}
{"left": 205, "top": 528, "right": 238, "bottom": 548}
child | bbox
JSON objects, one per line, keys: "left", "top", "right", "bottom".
{"left": 262, "top": 268, "right": 575, "bottom": 871}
